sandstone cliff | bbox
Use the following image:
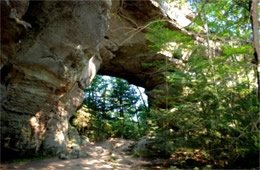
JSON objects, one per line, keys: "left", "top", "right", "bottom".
{"left": 0, "top": 0, "right": 192, "bottom": 157}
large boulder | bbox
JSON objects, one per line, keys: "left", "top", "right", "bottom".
{"left": 134, "top": 137, "right": 171, "bottom": 158}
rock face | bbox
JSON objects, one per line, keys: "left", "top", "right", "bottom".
{"left": 0, "top": 0, "right": 111, "bottom": 157}
{"left": 99, "top": 0, "right": 192, "bottom": 107}
{"left": 0, "top": 0, "right": 192, "bottom": 157}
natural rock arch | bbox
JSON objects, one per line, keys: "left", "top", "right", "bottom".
{"left": 0, "top": 0, "right": 192, "bottom": 156}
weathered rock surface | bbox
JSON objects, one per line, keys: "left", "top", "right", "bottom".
{"left": 99, "top": 0, "right": 193, "bottom": 107}
{"left": 0, "top": 0, "right": 192, "bottom": 158}
{"left": 1, "top": 0, "right": 111, "bottom": 158}
{"left": 134, "top": 136, "right": 171, "bottom": 158}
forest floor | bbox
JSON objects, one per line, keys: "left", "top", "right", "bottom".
{"left": 0, "top": 138, "right": 166, "bottom": 170}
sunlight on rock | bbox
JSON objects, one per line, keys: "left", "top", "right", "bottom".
{"left": 29, "top": 111, "right": 47, "bottom": 150}
{"left": 30, "top": 116, "right": 39, "bottom": 127}
{"left": 72, "top": 97, "right": 81, "bottom": 107}
{"left": 158, "top": 0, "right": 194, "bottom": 27}
{"left": 76, "top": 45, "right": 82, "bottom": 50}
{"left": 80, "top": 56, "right": 101, "bottom": 88}
{"left": 56, "top": 131, "right": 65, "bottom": 142}
{"left": 115, "top": 142, "right": 124, "bottom": 148}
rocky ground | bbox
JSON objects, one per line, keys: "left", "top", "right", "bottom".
{"left": 0, "top": 138, "right": 156, "bottom": 170}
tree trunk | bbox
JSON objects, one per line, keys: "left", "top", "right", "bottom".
{"left": 250, "top": 0, "right": 260, "bottom": 109}
{"left": 102, "top": 86, "right": 107, "bottom": 118}
{"left": 137, "top": 87, "right": 148, "bottom": 111}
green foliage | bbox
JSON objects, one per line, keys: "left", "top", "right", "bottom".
{"left": 71, "top": 0, "right": 258, "bottom": 168}
{"left": 141, "top": 0, "right": 259, "bottom": 168}
{"left": 189, "top": 0, "right": 251, "bottom": 39}
{"left": 72, "top": 75, "right": 149, "bottom": 141}
{"left": 70, "top": 105, "right": 112, "bottom": 141}
{"left": 147, "top": 50, "right": 258, "bottom": 167}
{"left": 146, "top": 21, "right": 194, "bottom": 52}
{"left": 70, "top": 105, "right": 92, "bottom": 134}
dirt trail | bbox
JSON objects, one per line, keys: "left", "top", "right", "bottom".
{"left": 0, "top": 138, "right": 151, "bottom": 170}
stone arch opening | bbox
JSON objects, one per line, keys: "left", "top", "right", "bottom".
{"left": 0, "top": 0, "right": 187, "bottom": 159}
{"left": 69, "top": 75, "right": 148, "bottom": 142}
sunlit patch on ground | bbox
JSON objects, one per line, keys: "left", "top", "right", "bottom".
{"left": 0, "top": 138, "right": 149, "bottom": 170}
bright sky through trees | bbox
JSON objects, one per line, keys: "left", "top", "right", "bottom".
{"left": 84, "top": 75, "right": 148, "bottom": 108}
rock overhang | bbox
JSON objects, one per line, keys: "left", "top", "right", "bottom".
{"left": 0, "top": 0, "right": 193, "bottom": 157}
